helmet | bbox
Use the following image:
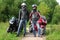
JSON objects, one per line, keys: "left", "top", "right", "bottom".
{"left": 32, "top": 4, "right": 37, "bottom": 8}
{"left": 32, "top": 4, "right": 37, "bottom": 10}
{"left": 21, "top": 3, "right": 26, "bottom": 6}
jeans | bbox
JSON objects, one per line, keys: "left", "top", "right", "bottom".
{"left": 36, "top": 22, "right": 41, "bottom": 37}
{"left": 37, "top": 23, "right": 46, "bottom": 36}
{"left": 32, "top": 21, "right": 41, "bottom": 37}
{"left": 32, "top": 21, "right": 36, "bottom": 37}
{"left": 17, "top": 19, "right": 26, "bottom": 36}
{"left": 37, "top": 25, "right": 46, "bottom": 36}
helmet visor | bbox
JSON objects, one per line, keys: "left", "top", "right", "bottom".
{"left": 32, "top": 6, "right": 37, "bottom": 9}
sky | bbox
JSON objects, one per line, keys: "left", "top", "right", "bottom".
{"left": 56, "top": 0, "right": 60, "bottom": 5}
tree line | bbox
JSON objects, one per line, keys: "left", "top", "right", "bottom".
{"left": 0, "top": 0, "right": 60, "bottom": 24}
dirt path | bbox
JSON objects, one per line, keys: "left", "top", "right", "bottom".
{"left": 22, "top": 33, "right": 46, "bottom": 40}
{"left": 21, "top": 28, "right": 46, "bottom": 40}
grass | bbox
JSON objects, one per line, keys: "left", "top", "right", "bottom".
{"left": 0, "top": 22, "right": 60, "bottom": 40}
{"left": 0, "top": 22, "right": 22, "bottom": 40}
{"left": 46, "top": 24, "right": 60, "bottom": 40}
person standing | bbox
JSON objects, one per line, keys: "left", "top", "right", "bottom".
{"left": 29, "top": 4, "right": 40, "bottom": 37}
{"left": 16, "top": 3, "right": 29, "bottom": 37}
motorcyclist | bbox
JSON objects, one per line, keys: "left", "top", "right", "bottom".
{"left": 29, "top": 4, "right": 40, "bottom": 37}
{"left": 16, "top": 3, "right": 29, "bottom": 37}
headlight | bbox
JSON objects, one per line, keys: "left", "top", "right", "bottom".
{"left": 9, "top": 21, "right": 14, "bottom": 24}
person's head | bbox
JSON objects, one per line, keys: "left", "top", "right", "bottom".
{"left": 32, "top": 4, "right": 37, "bottom": 10}
{"left": 21, "top": 3, "right": 26, "bottom": 10}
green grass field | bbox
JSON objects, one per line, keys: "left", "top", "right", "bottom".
{"left": 46, "top": 24, "right": 60, "bottom": 40}
{"left": 0, "top": 22, "right": 22, "bottom": 40}
{"left": 0, "top": 22, "right": 60, "bottom": 40}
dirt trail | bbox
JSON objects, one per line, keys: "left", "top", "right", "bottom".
{"left": 21, "top": 28, "right": 46, "bottom": 40}
{"left": 22, "top": 33, "right": 46, "bottom": 40}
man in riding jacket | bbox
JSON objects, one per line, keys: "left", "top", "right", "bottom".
{"left": 29, "top": 4, "right": 40, "bottom": 37}
{"left": 16, "top": 3, "right": 29, "bottom": 37}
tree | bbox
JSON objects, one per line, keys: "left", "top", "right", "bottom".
{"left": 26, "top": 0, "right": 40, "bottom": 11}
{"left": 52, "top": 5, "right": 60, "bottom": 24}
{"left": 38, "top": 2, "right": 50, "bottom": 17}
{"left": 42, "top": 0, "right": 58, "bottom": 23}
{"left": 0, "top": 0, "right": 40, "bottom": 22}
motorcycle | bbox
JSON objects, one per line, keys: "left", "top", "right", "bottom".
{"left": 29, "top": 16, "right": 47, "bottom": 35}
{"left": 7, "top": 17, "right": 18, "bottom": 33}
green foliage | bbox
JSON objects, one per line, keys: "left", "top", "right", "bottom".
{"left": 37, "top": 0, "right": 58, "bottom": 23}
{"left": 38, "top": 2, "right": 50, "bottom": 17}
{"left": 46, "top": 25, "right": 60, "bottom": 40}
{"left": 52, "top": 5, "right": 60, "bottom": 24}
{"left": 0, "top": 0, "right": 6, "bottom": 12}
{"left": 0, "top": 0, "right": 59, "bottom": 24}
{"left": 0, "top": 22, "right": 22, "bottom": 40}
{"left": 0, "top": 0, "right": 40, "bottom": 22}
{"left": 41, "top": 0, "right": 58, "bottom": 23}
{"left": 26, "top": 0, "right": 40, "bottom": 11}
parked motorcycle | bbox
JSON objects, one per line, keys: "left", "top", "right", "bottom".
{"left": 29, "top": 16, "right": 47, "bottom": 35}
{"left": 7, "top": 17, "right": 18, "bottom": 33}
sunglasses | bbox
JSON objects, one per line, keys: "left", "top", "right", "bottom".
{"left": 21, "top": 5, "right": 26, "bottom": 7}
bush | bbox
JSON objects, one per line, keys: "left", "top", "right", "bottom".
{"left": 52, "top": 5, "right": 60, "bottom": 24}
{"left": 46, "top": 25, "right": 60, "bottom": 40}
